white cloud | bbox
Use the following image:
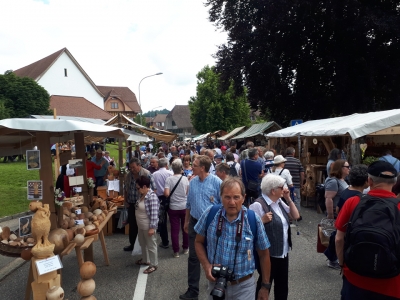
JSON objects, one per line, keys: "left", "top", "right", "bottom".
{"left": 0, "top": 0, "right": 227, "bottom": 112}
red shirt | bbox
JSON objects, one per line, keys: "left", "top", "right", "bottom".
{"left": 336, "top": 189, "right": 400, "bottom": 298}
{"left": 86, "top": 160, "right": 101, "bottom": 179}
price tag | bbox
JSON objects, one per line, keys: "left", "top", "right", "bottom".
{"left": 35, "top": 255, "right": 63, "bottom": 276}
{"left": 75, "top": 209, "right": 82, "bottom": 215}
{"left": 75, "top": 219, "right": 84, "bottom": 225}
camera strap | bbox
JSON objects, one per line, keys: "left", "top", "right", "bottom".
{"left": 212, "top": 209, "right": 244, "bottom": 277}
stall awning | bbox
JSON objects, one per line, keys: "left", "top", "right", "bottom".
{"left": 193, "top": 133, "right": 210, "bottom": 141}
{"left": 219, "top": 126, "right": 246, "bottom": 141}
{"left": 267, "top": 109, "right": 400, "bottom": 139}
{"left": 0, "top": 118, "right": 128, "bottom": 156}
{"left": 105, "top": 114, "right": 177, "bottom": 143}
{"left": 232, "top": 122, "right": 281, "bottom": 140}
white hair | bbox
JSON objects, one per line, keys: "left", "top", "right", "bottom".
{"left": 264, "top": 151, "right": 274, "bottom": 160}
{"left": 261, "top": 174, "right": 285, "bottom": 196}
{"left": 171, "top": 159, "right": 183, "bottom": 174}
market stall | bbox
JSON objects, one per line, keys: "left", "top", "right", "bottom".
{"left": 218, "top": 126, "right": 247, "bottom": 141}
{"left": 267, "top": 109, "right": 400, "bottom": 201}
{"left": 231, "top": 121, "right": 282, "bottom": 146}
{"left": 0, "top": 118, "right": 130, "bottom": 299}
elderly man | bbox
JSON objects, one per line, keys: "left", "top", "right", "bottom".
{"left": 123, "top": 157, "right": 156, "bottom": 252}
{"left": 153, "top": 158, "right": 173, "bottom": 248}
{"left": 205, "top": 149, "right": 216, "bottom": 175}
{"left": 284, "top": 147, "right": 304, "bottom": 219}
{"left": 215, "top": 163, "right": 230, "bottom": 181}
{"left": 168, "top": 146, "right": 177, "bottom": 159}
{"left": 195, "top": 177, "right": 271, "bottom": 300}
{"left": 147, "top": 157, "right": 159, "bottom": 174}
{"left": 141, "top": 154, "right": 150, "bottom": 169}
{"left": 91, "top": 148, "right": 109, "bottom": 196}
{"left": 180, "top": 155, "right": 222, "bottom": 300}
{"left": 335, "top": 161, "right": 400, "bottom": 299}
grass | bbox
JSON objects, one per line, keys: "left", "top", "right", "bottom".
{"left": 0, "top": 143, "right": 123, "bottom": 218}
{"left": 0, "top": 161, "right": 40, "bottom": 217}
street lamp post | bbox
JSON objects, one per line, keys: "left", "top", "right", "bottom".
{"left": 138, "top": 72, "right": 163, "bottom": 124}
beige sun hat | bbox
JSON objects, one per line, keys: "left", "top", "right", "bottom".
{"left": 273, "top": 155, "right": 287, "bottom": 165}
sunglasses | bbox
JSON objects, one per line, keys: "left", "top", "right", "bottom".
{"left": 342, "top": 165, "right": 350, "bottom": 169}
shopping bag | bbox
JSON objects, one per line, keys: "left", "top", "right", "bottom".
{"left": 117, "top": 206, "right": 128, "bottom": 229}
{"left": 131, "top": 238, "right": 142, "bottom": 256}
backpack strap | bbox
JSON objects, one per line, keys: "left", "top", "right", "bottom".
{"left": 204, "top": 204, "right": 222, "bottom": 250}
{"left": 279, "top": 168, "right": 285, "bottom": 176}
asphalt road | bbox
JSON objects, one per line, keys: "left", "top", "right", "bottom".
{"left": 0, "top": 205, "right": 342, "bottom": 300}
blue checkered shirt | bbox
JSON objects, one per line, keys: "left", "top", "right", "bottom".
{"left": 186, "top": 174, "right": 222, "bottom": 220}
{"left": 194, "top": 206, "right": 270, "bottom": 279}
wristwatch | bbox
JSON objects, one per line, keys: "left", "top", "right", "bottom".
{"left": 261, "top": 282, "right": 271, "bottom": 290}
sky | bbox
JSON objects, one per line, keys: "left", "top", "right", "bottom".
{"left": 0, "top": 0, "right": 227, "bottom": 113}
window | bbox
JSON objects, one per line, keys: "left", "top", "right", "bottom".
{"left": 64, "top": 68, "right": 67, "bottom": 77}
{"left": 172, "top": 120, "right": 176, "bottom": 126}
{"left": 111, "top": 102, "right": 119, "bottom": 109}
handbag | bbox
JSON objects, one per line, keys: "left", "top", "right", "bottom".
{"left": 243, "top": 160, "right": 259, "bottom": 192}
{"left": 166, "top": 175, "right": 183, "bottom": 209}
{"left": 117, "top": 205, "right": 128, "bottom": 229}
{"left": 131, "top": 238, "right": 142, "bottom": 256}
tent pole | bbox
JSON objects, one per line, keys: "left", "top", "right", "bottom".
{"left": 74, "top": 132, "right": 88, "bottom": 206}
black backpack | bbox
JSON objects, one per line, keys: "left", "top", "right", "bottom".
{"left": 229, "top": 162, "right": 239, "bottom": 177}
{"left": 344, "top": 195, "right": 400, "bottom": 278}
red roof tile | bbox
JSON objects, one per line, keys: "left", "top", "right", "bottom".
{"left": 50, "top": 95, "right": 112, "bottom": 120}
{"left": 14, "top": 48, "right": 65, "bottom": 80}
{"left": 97, "top": 86, "right": 141, "bottom": 113}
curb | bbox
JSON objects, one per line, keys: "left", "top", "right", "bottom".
{"left": 0, "top": 211, "right": 33, "bottom": 224}
{"left": 0, "top": 258, "right": 27, "bottom": 282}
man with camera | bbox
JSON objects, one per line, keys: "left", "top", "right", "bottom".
{"left": 194, "top": 177, "right": 272, "bottom": 300}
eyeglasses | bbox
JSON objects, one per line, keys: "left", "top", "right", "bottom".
{"left": 342, "top": 165, "right": 350, "bottom": 169}
{"left": 275, "top": 186, "right": 284, "bottom": 190}
{"left": 192, "top": 164, "right": 200, "bottom": 168}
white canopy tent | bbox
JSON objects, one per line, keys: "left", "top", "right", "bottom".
{"left": 0, "top": 118, "right": 128, "bottom": 156}
{"left": 267, "top": 109, "right": 400, "bottom": 139}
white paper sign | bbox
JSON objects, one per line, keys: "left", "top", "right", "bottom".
{"left": 35, "top": 255, "right": 63, "bottom": 276}
{"left": 68, "top": 175, "right": 84, "bottom": 186}
{"left": 73, "top": 187, "right": 82, "bottom": 193}
{"left": 75, "top": 219, "right": 84, "bottom": 225}
{"left": 75, "top": 209, "right": 82, "bottom": 215}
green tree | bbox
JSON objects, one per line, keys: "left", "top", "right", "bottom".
{"left": 134, "top": 114, "right": 147, "bottom": 126}
{"left": 0, "top": 71, "right": 51, "bottom": 119}
{"left": 205, "top": 0, "right": 400, "bottom": 125}
{"left": 189, "top": 65, "right": 251, "bottom": 133}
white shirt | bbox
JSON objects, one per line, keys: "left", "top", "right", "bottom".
{"left": 249, "top": 194, "right": 290, "bottom": 258}
{"left": 59, "top": 164, "right": 75, "bottom": 176}
{"left": 209, "top": 163, "right": 216, "bottom": 175}
{"left": 272, "top": 167, "right": 293, "bottom": 187}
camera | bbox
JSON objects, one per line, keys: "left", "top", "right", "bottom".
{"left": 210, "top": 265, "right": 234, "bottom": 299}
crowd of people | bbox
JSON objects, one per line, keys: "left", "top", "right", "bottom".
{"left": 118, "top": 140, "right": 308, "bottom": 300}
{"left": 54, "top": 139, "right": 400, "bottom": 300}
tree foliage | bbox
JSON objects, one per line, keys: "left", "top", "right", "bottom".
{"left": 205, "top": 0, "right": 400, "bottom": 125}
{"left": 0, "top": 71, "right": 51, "bottom": 119}
{"left": 189, "top": 65, "right": 251, "bottom": 133}
{"left": 142, "top": 108, "right": 170, "bottom": 117}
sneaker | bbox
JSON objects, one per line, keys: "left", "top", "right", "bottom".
{"left": 182, "top": 248, "right": 189, "bottom": 255}
{"left": 179, "top": 290, "right": 198, "bottom": 300}
{"left": 327, "top": 260, "right": 341, "bottom": 270}
{"left": 159, "top": 242, "right": 169, "bottom": 249}
{"left": 174, "top": 252, "right": 180, "bottom": 258}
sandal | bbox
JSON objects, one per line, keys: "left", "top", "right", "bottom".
{"left": 135, "top": 259, "right": 150, "bottom": 266}
{"left": 143, "top": 265, "right": 157, "bottom": 274}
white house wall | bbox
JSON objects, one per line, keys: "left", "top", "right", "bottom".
{"left": 38, "top": 52, "right": 104, "bottom": 109}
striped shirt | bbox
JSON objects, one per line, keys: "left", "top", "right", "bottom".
{"left": 152, "top": 167, "right": 173, "bottom": 196}
{"left": 186, "top": 174, "right": 222, "bottom": 220}
{"left": 284, "top": 156, "right": 304, "bottom": 187}
{"left": 195, "top": 206, "right": 270, "bottom": 279}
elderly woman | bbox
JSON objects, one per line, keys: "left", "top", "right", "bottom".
{"left": 164, "top": 159, "right": 190, "bottom": 258}
{"left": 264, "top": 151, "right": 275, "bottom": 173}
{"left": 249, "top": 174, "right": 299, "bottom": 300}
{"left": 135, "top": 176, "right": 159, "bottom": 274}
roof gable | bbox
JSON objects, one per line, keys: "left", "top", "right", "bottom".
{"left": 153, "top": 114, "right": 167, "bottom": 123}
{"left": 167, "top": 105, "right": 192, "bottom": 128}
{"left": 50, "top": 95, "right": 112, "bottom": 120}
{"left": 97, "top": 86, "right": 140, "bottom": 113}
{"left": 13, "top": 48, "right": 104, "bottom": 98}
